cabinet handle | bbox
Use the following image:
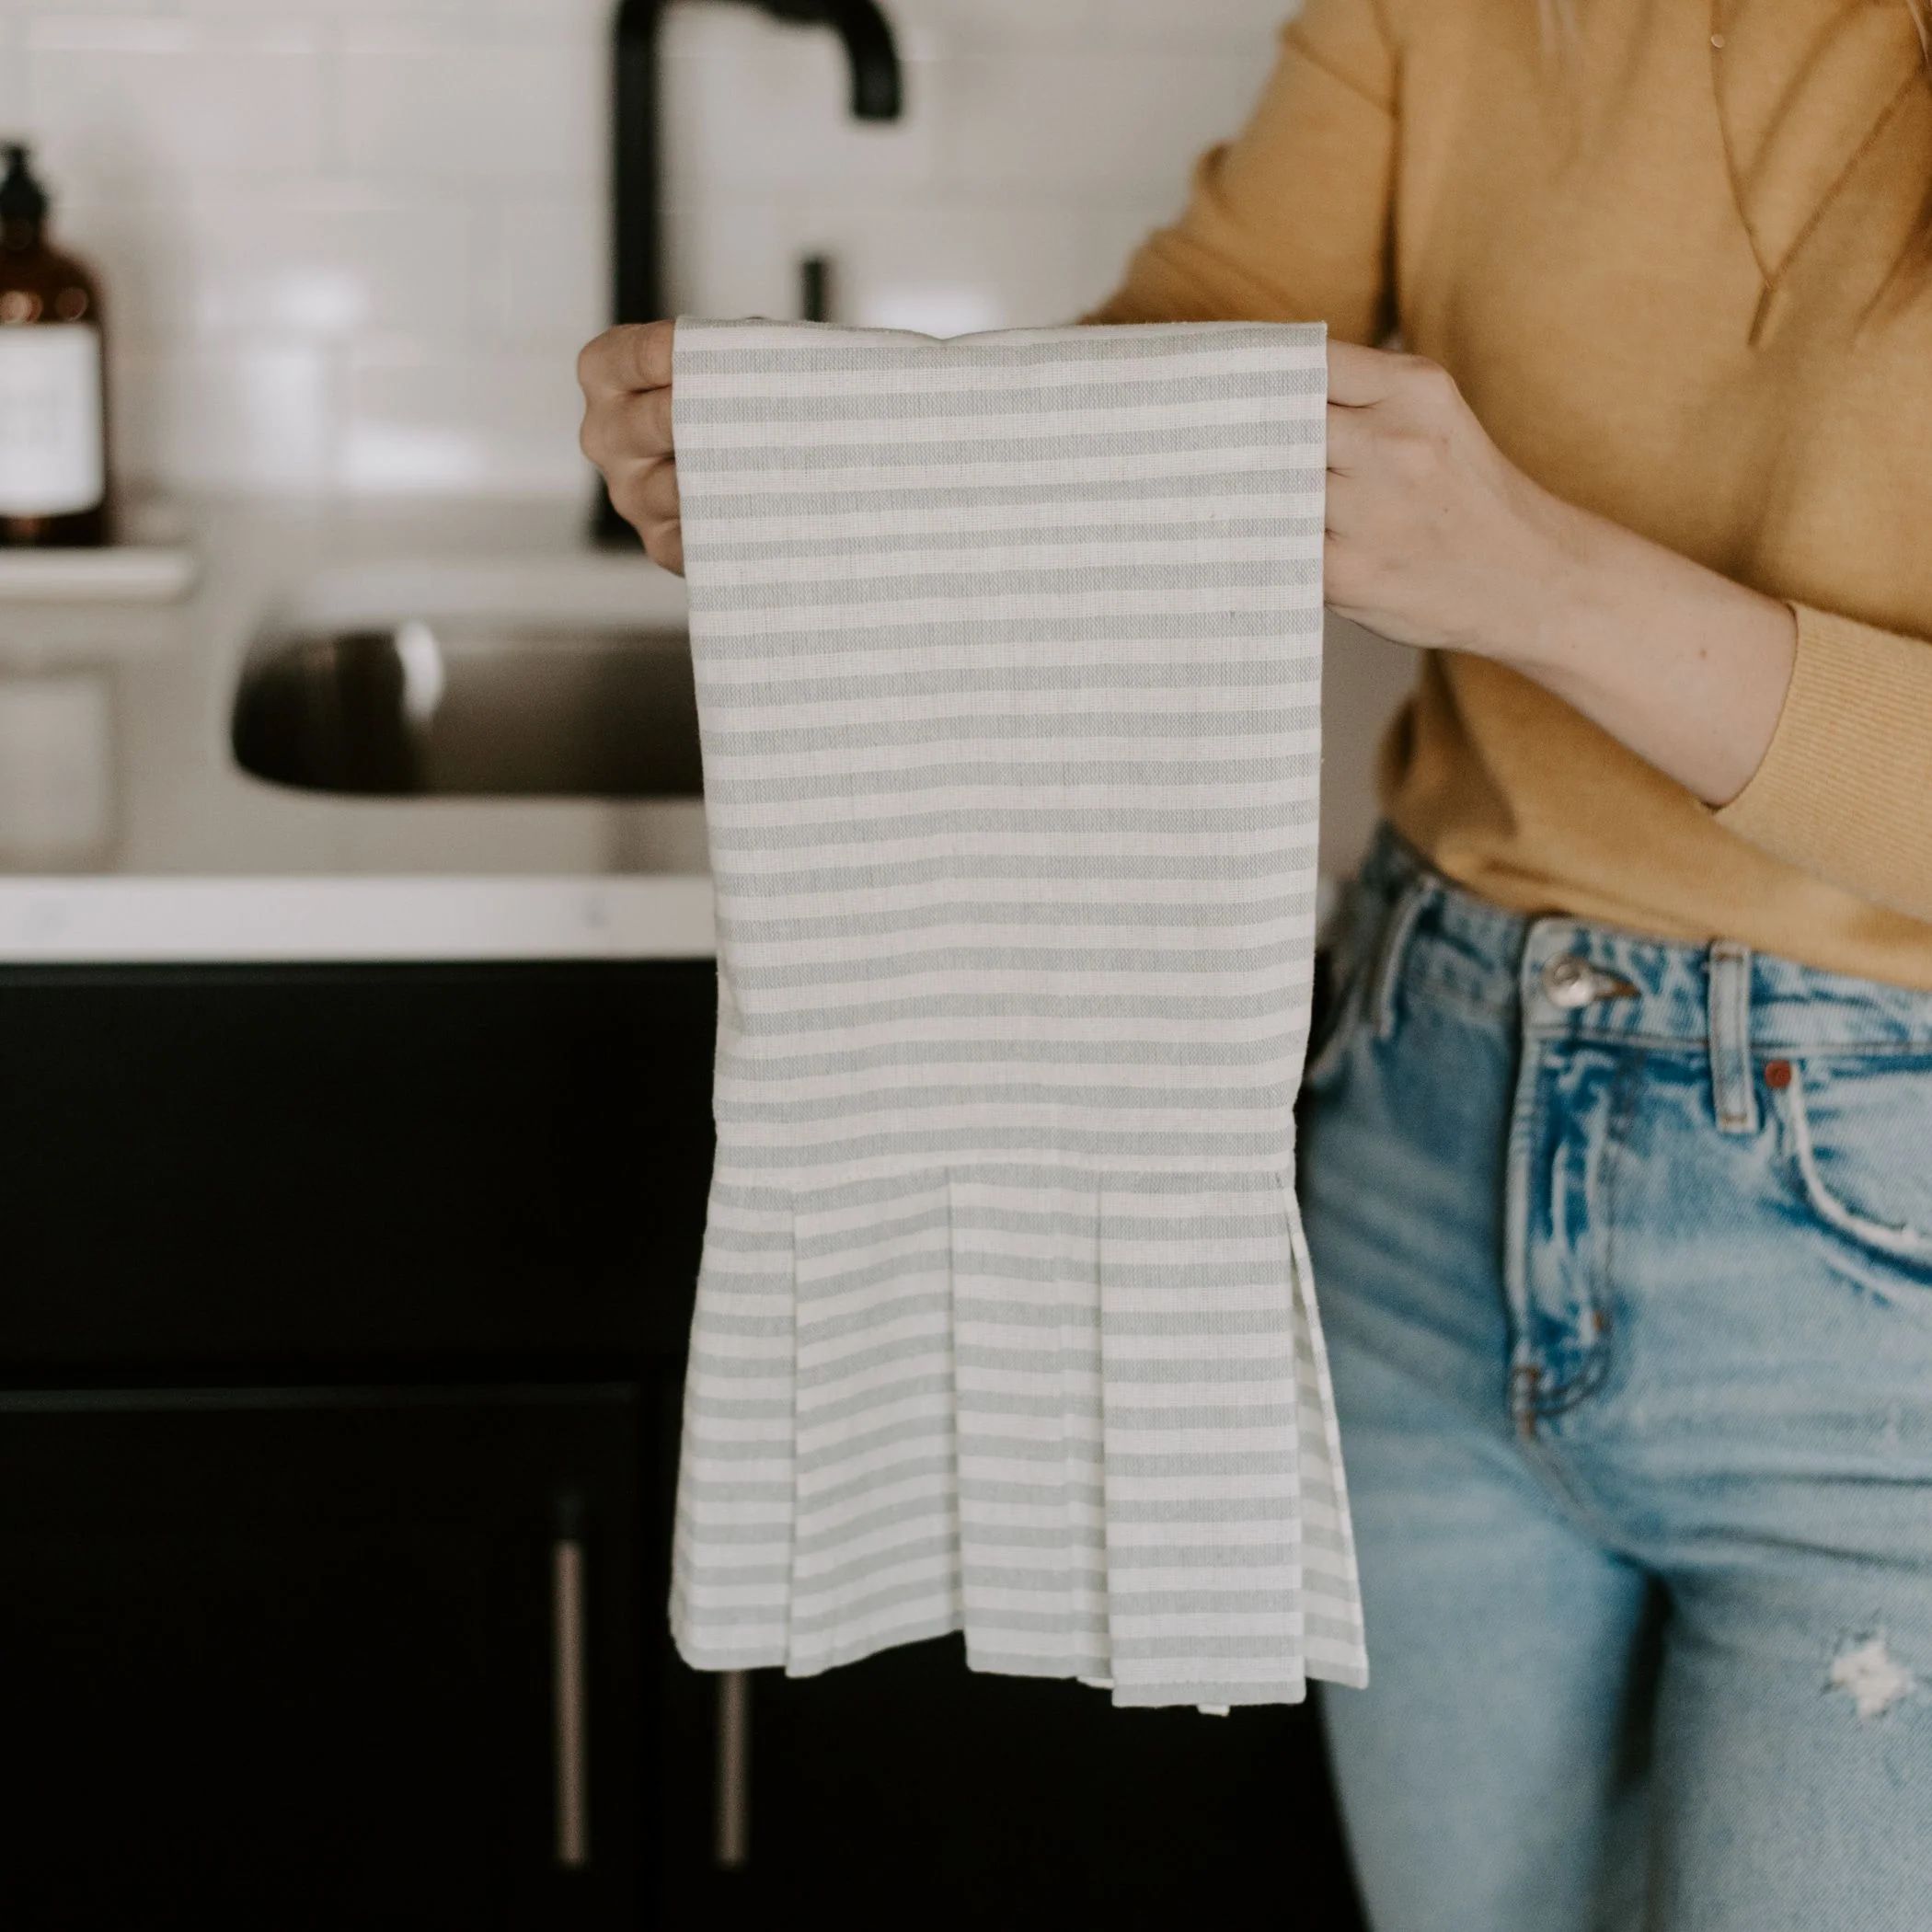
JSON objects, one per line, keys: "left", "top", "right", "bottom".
{"left": 552, "top": 1500, "right": 590, "bottom": 1870}
{"left": 715, "top": 1671, "right": 751, "bottom": 1870}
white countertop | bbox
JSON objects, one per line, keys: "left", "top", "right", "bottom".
{"left": 0, "top": 876, "right": 717, "bottom": 964}
{"left": 0, "top": 493, "right": 719, "bottom": 963}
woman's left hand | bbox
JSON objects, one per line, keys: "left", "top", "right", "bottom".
{"left": 1322, "top": 341, "right": 1582, "bottom": 661}
{"left": 1320, "top": 339, "right": 1798, "bottom": 808}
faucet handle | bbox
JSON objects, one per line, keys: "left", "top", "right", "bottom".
{"left": 799, "top": 255, "right": 834, "bottom": 325}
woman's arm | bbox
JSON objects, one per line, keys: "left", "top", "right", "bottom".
{"left": 1321, "top": 346, "right": 1797, "bottom": 801}
{"left": 1704, "top": 604, "right": 1932, "bottom": 922}
{"left": 1324, "top": 342, "right": 1932, "bottom": 925}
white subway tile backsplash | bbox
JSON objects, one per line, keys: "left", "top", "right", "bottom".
{"left": 785, "top": 200, "right": 1104, "bottom": 333}
{"left": 178, "top": 1, "right": 477, "bottom": 15}
{"left": 1079, "top": 196, "right": 1194, "bottom": 309}
{"left": 483, "top": 195, "right": 605, "bottom": 348}
{"left": 340, "top": 30, "right": 602, "bottom": 183}
{"left": 664, "top": 196, "right": 798, "bottom": 321}
{"left": 661, "top": 198, "right": 1105, "bottom": 338}
{"left": 661, "top": 40, "right": 940, "bottom": 198}
{"left": 904, "top": 0, "right": 1100, "bottom": 51}
{"left": 2, "top": 1, "right": 166, "bottom": 15}
{"left": 0, "top": 23, "right": 25, "bottom": 134}
{"left": 888, "top": 1, "right": 1289, "bottom": 56}
{"left": 340, "top": 346, "right": 591, "bottom": 497}
{"left": 661, "top": 2, "right": 945, "bottom": 68}
{"left": 2, "top": 0, "right": 1286, "bottom": 497}
{"left": 20, "top": 17, "right": 200, "bottom": 52}
{"left": 112, "top": 340, "right": 336, "bottom": 491}
{"left": 64, "top": 191, "right": 477, "bottom": 339}
{"left": 483, "top": 0, "right": 620, "bottom": 27}
{"left": 23, "top": 17, "right": 328, "bottom": 183}
{"left": 937, "top": 51, "right": 1266, "bottom": 194}
{"left": 1069, "top": 1, "right": 1292, "bottom": 52}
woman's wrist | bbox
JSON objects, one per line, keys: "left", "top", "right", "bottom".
{"left": 1483, "top": 487, "right": 1637, "bottom": 678}
{"left": 1486, "top": 492, "right": 1799, "bottom": 806}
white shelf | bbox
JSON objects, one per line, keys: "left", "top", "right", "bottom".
{"left": 0, "top": 544, "right": 199, "bottom": 604}
{"left": 0, "top": 497, "right": 200, "bottom": 604}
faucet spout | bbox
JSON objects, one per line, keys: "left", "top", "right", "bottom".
{"left": 763, "top": 0, "right": 903, "bottom": 120}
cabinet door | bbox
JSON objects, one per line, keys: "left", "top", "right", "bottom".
{"left": 0, "top": 1386, "right": 645, "bottom": 1931}
{"left": 0, "top": 960, "right": 718, "bottom": 1378}
{"left": 664, "top": 1639, "right": 1368, "bottom": 1932}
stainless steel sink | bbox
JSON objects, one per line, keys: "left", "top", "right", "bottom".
{"left": 230, "top": 559, "right": 702, "bottom": 799}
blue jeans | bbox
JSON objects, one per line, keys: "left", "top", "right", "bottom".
{"left": 1300, "top": 822, "right": 1932, "bottom": 1932}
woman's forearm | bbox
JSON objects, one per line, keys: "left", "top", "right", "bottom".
{"left": 1496, "top": 500, "right": 1800, "bottom": 809}
{"left": 1321, "top": 343, "right": 1800, "bottom": 809}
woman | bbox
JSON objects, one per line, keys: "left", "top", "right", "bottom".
{"left": 579, "top": 4, "right": 1932, "bottom": 1925}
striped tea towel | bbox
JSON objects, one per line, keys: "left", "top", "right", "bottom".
{"left": 668, "top": 317, "right": 1368, "bottom": 1710}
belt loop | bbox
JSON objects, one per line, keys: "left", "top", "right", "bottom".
{"left": 1708, "top": 939, "right": 1758, "bottom": 1135}
{"left": 1368, "top": 871, "right": 1436, "bottom": 1043}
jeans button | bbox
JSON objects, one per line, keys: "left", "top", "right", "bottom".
{"left": 1541, "top": 952, "right": 1597, "bottom": 1008}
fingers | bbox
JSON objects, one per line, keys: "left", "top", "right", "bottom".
{"left": 1324, "top": 399, "right": 1368, "bottom": 477}
{"left": 581, "top": 385, "right": 675, "bottom": 469}
{"left": 607, "top": 455, "right": 684, "bottom": 573}
{"left": 574, "top": 319, "right": 685, "bottom": 571}
{"left": 577, "top": 318, "right": 676, "bottom": 398}
{"left": 1325, "top": 340, "right": 1454, "bottom": 410}
{"left": 1324, "top": 340, "right": 1405, "bottom": 408}
{"left": 607, "top": 457, "right": 679, "bottom": 532}
{"left": 650, "top": 522, "right": 685, "bottom": 576}
{"left": 624, "top": 456, "right": 682, "bottom": 527}
{"left": 1326, "top": 346, "right": 1460, "bottom": 482}
{"left": 1321, "top": 464, "right": 1365, "bottom": 544}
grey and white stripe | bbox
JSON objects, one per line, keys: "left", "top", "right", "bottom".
{"left": 670, "top": 318, "right": 1367, "bottom": 1709}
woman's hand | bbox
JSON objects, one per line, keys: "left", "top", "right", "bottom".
{"left": 578, "top": 319, "right": 684, "bottom": 574}
{"left": 1323, "top": 343, "right": 1587, "bottom": 659}
{"left": 1323, "top": 340, "right": 1797, "bottom": 807}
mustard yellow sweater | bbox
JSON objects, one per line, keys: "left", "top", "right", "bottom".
{"left": 1089, "top": 0, "right": 1932, "bottom": 991}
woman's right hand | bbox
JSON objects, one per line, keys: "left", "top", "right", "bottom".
{"left": 578, "top": 319, "right": 684, "bottom": 575}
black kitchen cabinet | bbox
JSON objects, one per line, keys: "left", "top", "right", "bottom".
{"left": 0, "top": 962, "right": 719, "bottom": 1380}
{"left": 0, "top": 962, "right": 710, "bottom": 1931}
{"left": 0, "top": 958, "right": 1367, "bottom": 1931}
{"left": 692, "top": 1641, "right": 1365, "bottom": 1932}
{"left": 0, "top": 1385, "right": 648, "bottom": 1930}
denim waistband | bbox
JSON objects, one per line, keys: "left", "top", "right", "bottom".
{"left": 1340, "top": 821, "right": 1932, "bottom": 1062}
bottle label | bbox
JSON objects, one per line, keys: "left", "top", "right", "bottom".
{"left": 0, "top": 324, "right": 106, "bottom": 517}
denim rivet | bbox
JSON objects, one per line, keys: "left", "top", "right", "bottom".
{"left": 1765, "top": 1059, "right": 1793, "bottom": 1090}
{"left": 1541, "top": 953, "right": 1597, "bottom": 1008}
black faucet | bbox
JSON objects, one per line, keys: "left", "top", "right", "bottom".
{"left": 599, "top": 0, "right": 904, "bottom": 544}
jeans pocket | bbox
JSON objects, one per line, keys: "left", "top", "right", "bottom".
{"left": 1771, "top": 1053, "right": 1932, "bottom": 1300}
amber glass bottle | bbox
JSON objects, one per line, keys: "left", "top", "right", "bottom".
{"left": 0, "top": 144, "right": 110, "bottom": 548}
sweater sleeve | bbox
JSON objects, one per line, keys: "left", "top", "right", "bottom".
{"left": 1083, "top": 0, "right": 1401, "bottom": 342}
{"left": 1711, "top": 603, "right": 1932, "bottom": 922}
